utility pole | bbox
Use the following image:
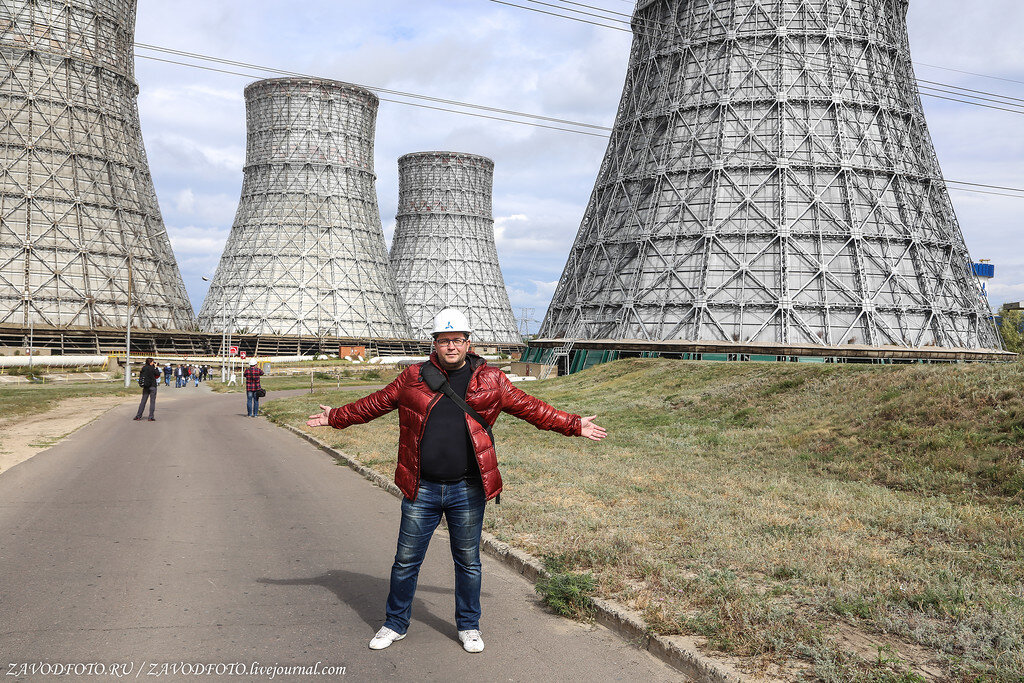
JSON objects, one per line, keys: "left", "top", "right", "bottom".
{"left": 123, "top": 255, "right": 133, "bottom": 388}
{"left": 518, "top": 307, "right": 535, "bottom": 337}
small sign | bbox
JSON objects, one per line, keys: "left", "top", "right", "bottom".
{"left": 230, "top": 346, "right": 238, "bottom": 356}
{"left": 239, "top": 351, "right": 247, "bottom": 359}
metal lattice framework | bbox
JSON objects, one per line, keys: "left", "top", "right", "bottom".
{"left": 541, "top": 0, "right": 1002, "bottom": 350}
{"left": 0, "top": 0, "right": 194, "bottom": 329}
{"left": 389, "top": 151, "right": 520, "bottom": 343}
{"left": 198, "top": 78, "right": 411, "bottom": 339}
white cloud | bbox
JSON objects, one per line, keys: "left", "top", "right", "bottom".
{"left": 174, "top": 188, "right": 195, "bottom": 214}
{"left": 150, "top": 134, "right": 244, "bottom": 175}
{"left": 494, "top": 214, "right": 564, "bottom": 253}
{"left": 168, "top": 225, "right": 230, "bottom": 256}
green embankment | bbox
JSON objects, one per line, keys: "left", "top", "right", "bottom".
{"left": 263, "top": 359, "right": 1024, "bottom": 682}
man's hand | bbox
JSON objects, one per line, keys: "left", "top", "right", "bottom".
{"left": 580, "top": 415, "right": 607, "bottom": 441}
{"left": 307, "top": 404, "right": 333, "bottom": 427}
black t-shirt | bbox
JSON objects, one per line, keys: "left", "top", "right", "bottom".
{"left": 419, "top": 362, "right": 481, "bottom": 483}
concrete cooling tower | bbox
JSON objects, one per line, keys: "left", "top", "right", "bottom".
{"left": 389, "top": 152, "right": 520, "bottom": 343}
{"left": 541, "top": 0, "right": 1002, "bottom": 351}
{"left": 198, "top": 78, "right": 411, "bottom": 339}
{"left": 0, "top": 0, "right": 194, "bottom": 329}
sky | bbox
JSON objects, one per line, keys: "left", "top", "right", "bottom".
{"left": 133, "top": 0, "right": 1024, "bottom": 334}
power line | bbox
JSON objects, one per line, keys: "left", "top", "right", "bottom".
{"left": 918, "top": 79, "right": 1024, "bottom": 107}
{"left": 137, "top": 38, "right": 1024, "bottom": 141}
{"left": 525, "top": 0, "right": 632, "bottom": 22}
{"left": 133, "top": 44, "right": 1024, "bottom": 199}
{"left": 946, "top": 179, "right": 1024, "bottom": 194}
{"left": 946, "top": 186, "right": 1024, "bottom": 200}
{"left": 487, "top": 0, "right": 630, "bottom": 31}
{"left": 135, "top": 42, "right": 613, "bottom": 133}
{"left": 747, "top": 50, "right": 1024, "bottom": 116}
{"left": 725, "top": 46, "right": 1024, "bottom": 117}
{"left": 916, "top": 62, "right": 1024, "bottom": 88}
{"left": 134, "top": 53, "right": 609, "bottom": 138}
{"left": 548, "top": 0, "right": 634, "bottom": 19}
{"left": 917, "top": 90, "right": 1024, "bottom": 117}
{"left": 495, "top": 0, "right": 1024, "bottom": 113}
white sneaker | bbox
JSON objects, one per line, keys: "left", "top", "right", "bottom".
{"left": 369, "top": 626, "right": 406, "bottom": 650}
{"left": 458, "top": 629, "right": 485, "bottom": 653}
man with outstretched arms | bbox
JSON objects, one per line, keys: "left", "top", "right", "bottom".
{"left": 307, "top": 308, "right": 607, "bottom": 653}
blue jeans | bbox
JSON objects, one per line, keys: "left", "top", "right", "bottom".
{"left": 383, "top": 480, "right": 486, "bottom": 634}
{"left": 246, "top": 391, "right": 260, "bottom": 416}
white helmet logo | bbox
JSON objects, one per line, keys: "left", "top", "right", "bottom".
{"left": 445, "top": 322, "right": 454, "bottom": 329}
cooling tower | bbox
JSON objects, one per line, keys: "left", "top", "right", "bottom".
{"left": 389, "top": 152, "right": 520, "bottom": 343}
{"left": 541, "top": 0, "right": 1002, "bottom": 350}
{"left": 0, "top": 0, "right": 194, "bottom": 329}
{"left": 198, "top": 78, "right": 411, "bottom": 339}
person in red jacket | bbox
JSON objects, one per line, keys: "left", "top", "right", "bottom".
{"left": 307, "top": 308, "right": 606, "bottom": 654}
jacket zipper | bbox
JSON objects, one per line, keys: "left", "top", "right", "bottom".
{"left": 463, "top": 361, "right": 500, "bottom": 503}
{"left": 414, "top": 373, "right": 444, "bottom": 502}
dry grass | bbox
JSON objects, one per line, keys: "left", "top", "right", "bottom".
{"left": 0, "top": 382, "right": 132, "bottom": 422}
{"left": 262, "top": 359, "right": 1024, "bottom": 682}
{"left": 209, "top": 368, "right": 400, "bottom": 393}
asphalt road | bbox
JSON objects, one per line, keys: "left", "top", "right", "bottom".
{"left": 0, "top": 385, "right": 683, "bottom": 681}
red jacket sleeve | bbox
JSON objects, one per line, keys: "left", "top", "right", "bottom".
{"left": 327, "top": 367, "right": 409, "bottom": 429}
{"left": 498, "top": 372, "right": 582, "bottom": 436}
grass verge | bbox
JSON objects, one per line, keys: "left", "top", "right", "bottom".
{"left": 0, "top": 382, "right": 133, "bottom": 422}
{"left": 260, "top": 359, "right": 1024, "bottom": 681}
{"left": 209, "top": 369, "right": 400, "bottom": 393}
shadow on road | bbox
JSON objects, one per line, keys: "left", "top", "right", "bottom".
{"left": 258, "top": 569, "right": 473, "bottom": 640}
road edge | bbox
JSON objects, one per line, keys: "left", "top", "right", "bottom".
{"left": 0, "top": 392, "right": 137, "bottom": 476}
{"left": 275, "top": 420, "right": 749, "bottom": 683}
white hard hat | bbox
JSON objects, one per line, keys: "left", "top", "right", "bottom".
{"left": 248, "top": 359, "right": 257, "bottom": 366}
{"left": 431, "top": 308, "right": 472, "bottom": 336}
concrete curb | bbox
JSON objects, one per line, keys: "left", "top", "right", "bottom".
{"left": 277, "top": 421, "right": 749, "bottom": 683}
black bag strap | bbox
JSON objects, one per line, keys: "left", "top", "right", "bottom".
{"left": 421, "top": 362, "right": 493, "bottom": 441}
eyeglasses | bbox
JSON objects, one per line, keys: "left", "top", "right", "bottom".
{"left": 435, "top": 337, "right": 469, "bottom": 347}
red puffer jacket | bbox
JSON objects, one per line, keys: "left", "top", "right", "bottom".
{"left": 327, "top": 352, "right": 581, "bottom": 501}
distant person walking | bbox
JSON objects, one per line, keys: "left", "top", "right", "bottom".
{"left": 133, "top": 357, "right": 160, "bottom": 421}
{"left": 162, "top": 363, "right": 172, "bottom": 386}
{"left": 306, "top": 308, "right": 607, "bottom": 654}
{"left": 243, "top": 359, "right": 264, "bottom": 417}
{"left": 174, "top": 364, "right": 184, "bottom": 388}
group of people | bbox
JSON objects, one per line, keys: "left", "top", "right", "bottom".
{"left": 134, "top": 357, "right": 264, "bottom": 422}
{"left": 163, "top": 363, "right": 211, "bottom": 387}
